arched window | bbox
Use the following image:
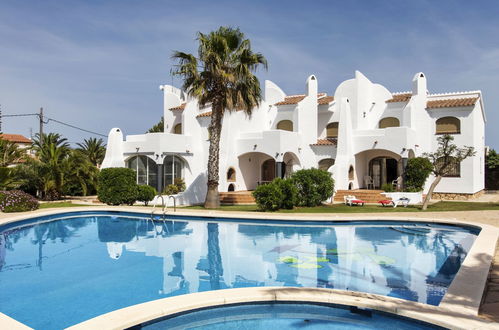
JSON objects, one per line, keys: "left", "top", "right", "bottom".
{"left": 436, "top": 117, "right": 460, "bottom": 134}
{"left": 318, "top": 158, "right": 335, "bottom": 171}
{"left": 436, "top": 156, "right": 461, "bottom": 177}
{"left": 276, "top": 120, "right": 293, "bottom": 132}
{"left": 227, "top": 167, "right": 236, "bottom": 182}
{"left": 326, "top": 122, "right": 339, "bottom": 138}
{"left": 348, "top": 165, "right": 354, "bottom": 180}
{"left": 379, "top": 117, "right": 400, "bottom": 128}
{"left": 163, "top": 155, "right": 184, "bottom": 187}
{"left": 228, "top": 184, "right": 235, "bottom": 192}
{"left": 173, "top": 123, "right": 182, "bottom": 134}
{"left": 127, "top": 155, "right": 158, "bottom": 188}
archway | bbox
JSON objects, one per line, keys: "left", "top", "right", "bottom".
{"left": 228, "top": 183, "right": 235, "bottom": 192}
{"left": 283, "top": 152, "right": 301, "bottom": 178}
{"left": 369, "top": 157, "right": 398, "bottom": 189}
{"left": 238, "top": 152, "right": 275, "bottom": 190}
{"left": 318, "top": 158, "right": 335, "bottom": 171}
{"left": 227, "top": 167, "right": 236, "bottom": 182}
{"left": 276, "top": 120, "right": 293, "bottom": 132}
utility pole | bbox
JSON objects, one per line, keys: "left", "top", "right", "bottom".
{"left": 39, "top": 107, "right": 44, "bottom": 147}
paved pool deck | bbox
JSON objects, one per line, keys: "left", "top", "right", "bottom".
{"left": 1, "top": 206, "right": 498, "bottom": 329}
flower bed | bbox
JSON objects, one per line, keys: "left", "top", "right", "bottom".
{"left": 0, "top": 190, "right": 39, "bottom": 212}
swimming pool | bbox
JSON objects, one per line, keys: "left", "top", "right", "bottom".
{"left": 0, "top": 211, "right": 479, "bottom": 329}
{"left": 141, "top": 302, "right": 445, "bottom": 329}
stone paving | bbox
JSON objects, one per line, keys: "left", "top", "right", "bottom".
{"left": 480, "top": 242, "right": 499, "bottom": 322}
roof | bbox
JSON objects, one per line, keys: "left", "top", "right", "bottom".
{"left": 318, "top": 96, "right": 334, "bottom": 105}
{"left": 274, "top": 93, "right": 327, "bottom": 106}
{"left": 426, "top": 97, "right": 479, "bottom": 109}
{"left": 196, "top": 111, "right": 212, "bottom": 118}
{"left": 0, "top": 134, "right": 32, "bottom": 144}
{"left": 169, "top": 103, "right": 186, "bottom": 111}
{"left": 386, "top": 93, "right": 412, "bottom": 103}
{"left": 310, "top": 138, "right": 337, "bottom": 146}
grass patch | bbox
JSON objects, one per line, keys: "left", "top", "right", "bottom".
{"left": 39, "top": 202, "right": 94, "bottom": 209}
{"left": 182, "top": 201, "right": 499, "bottom": 213}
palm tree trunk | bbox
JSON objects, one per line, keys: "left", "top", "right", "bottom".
{"left": 204, "top": 106, "right": 223, "bottom": 208}
{"left": 422, "top": 175, "right": 442, "bottom": 210}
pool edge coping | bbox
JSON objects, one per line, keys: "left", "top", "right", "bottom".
{"left": 1, "top": 206, "right": 497, "bottom": 330}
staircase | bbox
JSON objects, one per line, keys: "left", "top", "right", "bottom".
{"left": 334, "top": 189, "right": 388, "bottom": 204}
{"left": 219, "top": 191, "right": 256, "bottom": 205}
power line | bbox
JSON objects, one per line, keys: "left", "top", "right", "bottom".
{"left": 1, "top": 112, "right": 107, "bottom": 137}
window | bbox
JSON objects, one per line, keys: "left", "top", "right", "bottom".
{"left": 436, "top": 117, "right": 460, "bottom": 134}
{"left": 318, "top": 158, "right": 335, "bottom": 171}
{"left": 127, "top": 155, "right": 158, "bottom": 188}
{"left": 326, "top": 122, "right": 339, "bottom": 138}
{"left": 227, "top": 168, "right": 236, "bottom": 182}
{"left": 163, "top": 155, "right": 184, "bottom": 187}
{"left": 173, "top": 123, "right": 182, "bottom": 134}
{"left": 276, "top": 120, "right": 293, "bottom": 132}
{"left": 348, "top": 165, "right": 354, "bottom": 180}
{"left": 379, "top": 117, "right": 400, "bottom": 128}
{"left": 435, "top": 156, "right": 460, "bottom": 177}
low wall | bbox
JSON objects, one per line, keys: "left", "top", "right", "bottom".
{"left": 433, "top": 190, "right": 485, "bottom": 201}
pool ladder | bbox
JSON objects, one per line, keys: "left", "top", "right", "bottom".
{"left": 151, "top": 195, "right": 176, "bottom": 219}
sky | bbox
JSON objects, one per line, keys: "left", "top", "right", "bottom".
{"left": 1, "top": 0, "right": 498, "bottom": 148}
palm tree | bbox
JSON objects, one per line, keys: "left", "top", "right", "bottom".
{"left": 0, "top": 138, "right": 25, "bottom": 167}
{"left": 172, "top": 26, "right": 267, "bottom": 208}
{"left": 76, "top": 137, "right": 106, "bottom": 167}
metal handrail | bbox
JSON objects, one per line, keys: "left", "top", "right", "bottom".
{"left": 151, "top": 195, "right": 166, "bottom": 216}
{"left": 164, "top": 195, "right": 176, "bottom": 213}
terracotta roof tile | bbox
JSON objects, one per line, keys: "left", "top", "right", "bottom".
{"left": 426, "top": 97, "right": 478, "bottom": 109}
{"left": 169, "top": 103, "right": 186, "bottom": 111}
{"left": 274, "top": 93, "right": 327, "bottom": 106}
{"left": 318, "top": 96, "right": 334, "bottom": 105}
{"left": 386, "top": 93, "right": 412, "bottom": 103}
{"left": 196, "top": 111, "right": 212, "bottom": 118}
{"left": 0, "top": 134, "right": 32, "bottom": 143}
{"left": 310, "top": 138, "right": 337, "bottom": 146}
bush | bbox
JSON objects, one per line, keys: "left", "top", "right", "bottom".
{"left": 174, "top": 178, "right": 186, "bottom": 192}
{"left": 163, "top": 184, "right": 179, "bottom": 195}
{"left": 273, "top": 178, "right": 298, "bottom": 209}
{"left": 137, "top": 185, "right": 157, "bottom": 206}
{"left": 0, "top": 190, "right": 39, "bottom": 212}
{"left": 252, "top": 182, "right": 283, "bottom": 211}
{"left": 381, "top": 183, "right": 394, "bottom": 192}
{"left": 98, "top": 168, "right": 138, "bottom": 205}
{"left": 405, "top": 157, "right": 433, "bottom": 192}
{"left": 291, "top": 169, "right": 334, "bottom": 207}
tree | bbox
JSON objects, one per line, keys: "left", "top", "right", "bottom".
{"left": 147, "top": 117, "right": 164, "bottom": 133}
{"left": 421, "top": 135, "right": 475, "bottom": 210}
{"left": 0, "top": 138, "right": 25, "bottom": 166}
{"left": 404, "top": 157, "right": 433, "bottom": 192}
{"left": 485, "top": 149, "right": 499, "bottom": 190}
{"left": 172, "top": 26, "right": 267, "bottom": 208}
{"left": 76, "top": 137, "right": 106, "bottom": 167}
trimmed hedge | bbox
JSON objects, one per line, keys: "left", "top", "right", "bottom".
{"left": 98, "top": 168, "right": 138, "bottom": 205}
{"left": 137, "top": 185, "right": 157, "bottom": 206}
{"left": 291, "top": 168, "right": 334, "bottom": 207}
{"left": 252, "top": 182, "right": 283, "bottom": 211}
{"left": 0, "top": 190, "right": 39, "bottom": 212}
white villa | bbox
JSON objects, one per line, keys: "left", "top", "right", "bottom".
{"left": 101, "top": 71, "right": 485, "bottom": 204}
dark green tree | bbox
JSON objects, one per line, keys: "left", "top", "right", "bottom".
{"left": 147, "top": 117, "right": 164, "bottom": 133}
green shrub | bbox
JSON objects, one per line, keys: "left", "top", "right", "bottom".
{"left": 273, "top": 178, "right": 297, "bottom": 209}
{"left": 405, "top": 157, "right": 433, "bottom": 192}
{"left": 381, "top": 183, "right": 394, "bottom": 192}
{"left": 98, "top": 168, "right": 138, "bottom": 205}
{"left": 0, "top": 190, "right": 39, "bottom": 212}
{"left": 137, "top": 185, "right": 157, "bottom": 206}
{"left": 252, "top": 182, "right": 283, "bottom": 211}
{"left": 174, "top": 178, "right": 186, "bottom": 192}
{"left": 163, "top": 184, "right": 179, "bottom": 195}
{"left": 291, "top": 169, "right": 334, "bottom": 207}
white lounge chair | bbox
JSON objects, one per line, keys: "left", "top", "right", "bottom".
{"left": 344, "top": 195, "right": 366, "bottom": 206}
{"left": 393, "top": 197, "right": 410, "bottom": 208}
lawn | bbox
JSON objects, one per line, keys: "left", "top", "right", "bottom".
{"left": 182, "top": 201, "right": 499, "bottom": 213}
{"left": 39, "top": 202, "right": 95, "bottom": 209}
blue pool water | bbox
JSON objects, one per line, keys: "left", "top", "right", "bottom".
{"left": 0, "top": 211, "right": 478, "bottom": 329}
{"left": 143, "top": 303, "right": 445, "bottom": 329}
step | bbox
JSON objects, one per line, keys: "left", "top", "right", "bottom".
{"left": 220, "top": 191, "right": 256, "bottom": 205}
